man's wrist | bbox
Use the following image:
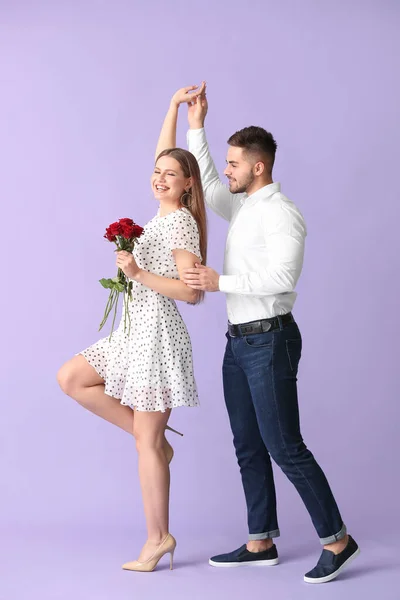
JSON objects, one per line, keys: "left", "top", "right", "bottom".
{"left": 189, "top": 121, "right": 204, "bottom": 130}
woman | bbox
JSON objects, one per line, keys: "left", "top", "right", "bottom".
{"left": 57, "top": 83, "right": 207, "bottom": 572}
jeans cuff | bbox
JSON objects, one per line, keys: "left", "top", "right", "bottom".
{"left": 248, "top": 529, "right": 280, "bottom": 541}
{"left": 319, "top": 523, "right": 347, "bottom": 545}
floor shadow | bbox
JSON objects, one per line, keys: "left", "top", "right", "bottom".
{"left": 156, "top": 558, "right": 206, "bottom": 571}
{"left": 279, "top": 542, "right": 318, "bottom": 562}
{"left": 337, "top": 563, "right": 400, "bottom": 581}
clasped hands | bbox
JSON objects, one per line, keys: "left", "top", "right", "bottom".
{"left": 171, "top": 81, "right": 208, "bottom": 128}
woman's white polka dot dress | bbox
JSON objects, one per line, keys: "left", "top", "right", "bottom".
{"left": 80, "top": 207, "right": 201, "bottom": 413}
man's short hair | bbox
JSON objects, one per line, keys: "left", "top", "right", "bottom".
{"left": 227, "top": 126, "right": 278, "bottom": 173}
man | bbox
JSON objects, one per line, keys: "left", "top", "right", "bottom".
{"left": 183, "top": 88, "right": 359, "bottom": 584}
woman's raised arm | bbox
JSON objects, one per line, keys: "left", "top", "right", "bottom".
{"left": 154, "top": 83, "right": 205, "bottom": 161}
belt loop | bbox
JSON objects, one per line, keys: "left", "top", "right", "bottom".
{"left": 277, "top": 315, "right": 283, "bottom": 331}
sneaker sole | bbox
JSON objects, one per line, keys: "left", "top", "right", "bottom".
{"left": 303, "top": 547, "right": 360, "bottom": 584}
{"left": 209, "top": 558, "right": 279, "bottom": 568}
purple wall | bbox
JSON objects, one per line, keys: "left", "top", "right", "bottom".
{"left": 1, "top": 1, "right": 399, "bottom": 596}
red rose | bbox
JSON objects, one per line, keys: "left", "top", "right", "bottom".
{"left": 120, "top": 226, "right": 132, "bottom": 238}
{"left": 119, "top": 218, "right": 134, "bottom": 227}
{"left": 104, "top": 218, "right": 143, "bottom": 243}
{"left": 110, "top": 222, "right": 122, "bottom": 235}
{"left": 131, "top": 224, "right": 144, "bottom": 238}
{"left": 119, "top": 219, "right": 144, "bottom": 240}
{"left": 104, "top": 221, "right": 122, "bottom": 242}
{"left": 104, "top": 227, "right": 115, "bottom": 242}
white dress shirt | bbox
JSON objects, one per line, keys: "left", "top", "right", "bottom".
{"left": 187, "top": 128, "right": 307, "bottom": 325}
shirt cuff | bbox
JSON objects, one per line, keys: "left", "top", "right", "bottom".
{"left": 219, "top": 275, "right": 238, "bottom": 293}
{"left": 187, "top": 127, "right": 204, "bottom": 134}
{"left": 186, "top": 127, "right": 205, "bottom": 146}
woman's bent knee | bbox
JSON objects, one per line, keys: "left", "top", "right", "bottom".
{"left": 57, "top": 355, "right": 103, "bottom": 396}
{"left": 57, "top": 362, "right": 78, "bottom": 396}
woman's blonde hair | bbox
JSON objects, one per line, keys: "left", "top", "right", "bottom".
{"left": 156, "top": 148, "right": 208, "bottom": 303}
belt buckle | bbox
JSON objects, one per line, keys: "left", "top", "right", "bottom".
{"left": 261, "top": 321, "right": 272, "bottom": 333}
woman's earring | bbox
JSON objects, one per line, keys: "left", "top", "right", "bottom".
{"left": 180, "top": 190, "right": 193, "bottom": 208}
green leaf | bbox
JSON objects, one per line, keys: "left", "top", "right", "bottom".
{"left": 115, "top": 283, "right": 125, "bottom": 292}
{"left": 99, "top": 278, "right": 114, "bottom": 289}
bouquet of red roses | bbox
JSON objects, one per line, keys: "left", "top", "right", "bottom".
{"left": 99, "top": 218, "right": 144, "bottom": 338}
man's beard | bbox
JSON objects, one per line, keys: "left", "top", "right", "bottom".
{"left": 229, "top": 171, "right": 255, "bottom": 194}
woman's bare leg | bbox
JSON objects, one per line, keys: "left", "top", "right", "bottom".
{"left": 57, "top": 355, "right": 136, "bottom": 432}
{"left": 133, "top": 409, "right": 172, "bottom": 562}
{"left": 57, "top": 355, "right": 174, "bottom": 460}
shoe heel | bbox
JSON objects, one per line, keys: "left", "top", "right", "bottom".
{"left": 166, "top": 425, "right": 183, "bottom": 437}
{"left": 170, "top": 550, "right": 175, "bottom": 570}
{"left": 168, "top": 447, "right": 174, "bottom": 465}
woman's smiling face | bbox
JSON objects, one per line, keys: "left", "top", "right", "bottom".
{"left": 151, "top": 155, "right": 192, "bottom": 202}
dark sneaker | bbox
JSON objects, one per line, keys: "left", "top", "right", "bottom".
{"left": 304, "top": 535, "right": 360, "bottom": 584}
{"left": 209, "top": 544, "right": 279, "bottom": 568}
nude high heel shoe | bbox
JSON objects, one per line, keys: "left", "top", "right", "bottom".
{"left": 164, "top": 437, "right": 174, "bottom": 465}
{"left": 164, "top": 424, "right": 183, "bottom": 465}
{"left": 165, "top": 425, "right": 183, "bottom": 437}
{"left": 122, "top": 533, "right": 177, "bottom": 572}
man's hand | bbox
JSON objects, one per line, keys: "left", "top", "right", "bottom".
{"left": 182, "top": 263, "right": 219, "bottom": 292}
{"left": 188, "top": 82, "right": 208, "bottom": 130}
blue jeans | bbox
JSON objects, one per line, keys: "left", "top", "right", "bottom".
{"left": 222, "top": 316, "right": 346, "bottom": 545}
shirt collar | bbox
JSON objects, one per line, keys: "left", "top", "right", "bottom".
{"left": 240, "top": 182, "right": 281, "bottom": 206}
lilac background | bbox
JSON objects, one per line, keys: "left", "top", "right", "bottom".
{"left": 1, "top": 1, "right": 399, "bottom": 598}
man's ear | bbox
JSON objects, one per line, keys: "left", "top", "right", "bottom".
{"left": 254, "top": 161, "right": 265, "bottom": 177}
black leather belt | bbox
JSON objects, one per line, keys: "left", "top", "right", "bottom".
{"left": 228, "top": 313, "right": 294, "bottom": 337}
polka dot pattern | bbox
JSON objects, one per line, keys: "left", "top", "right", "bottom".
{"left": 79, "top": 208, "right": 201, "bottom": 413}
